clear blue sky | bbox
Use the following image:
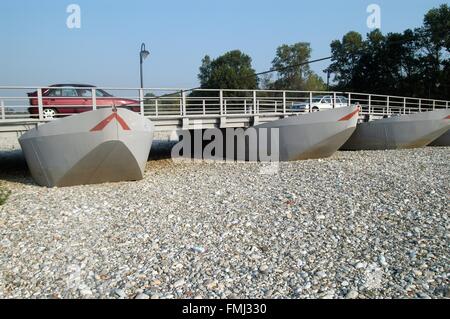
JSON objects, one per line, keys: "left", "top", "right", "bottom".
{"left": 0, "top": 0, "right": 447, "bottom": 88}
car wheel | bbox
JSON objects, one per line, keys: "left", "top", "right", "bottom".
{"left": 42, "top": 108, "right": 57, "bottom": 119}
{"left": 312, "top": 107, "right": 320, "bottom": 112}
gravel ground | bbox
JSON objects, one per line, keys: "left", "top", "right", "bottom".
{"left": 0, "top": 136, "right": 448, "bottom": 299}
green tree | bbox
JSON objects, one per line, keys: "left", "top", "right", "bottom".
{"left": 197, "top": 50, "right": 258, "bottom": 90}
{"left": 271, "top": 43, "right": 311, "bottom": 89}
{"left": 329, "top": 31, "right": 364, "bottom": 90}
{"left": 328, "top": 5, "right": 450, "bottom": 100}
{"left": 419, "top": 4, "right": 450, "bottom": 98}
{"left": 423, "top": 4, "right": 450, "bottom": 52}
{"left": 268, "top": 42, "right": 326, "bottom": 90}
{"left": 304, "top": 73, "right": 326, "bottom": 91}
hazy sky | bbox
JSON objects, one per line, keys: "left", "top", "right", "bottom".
{"left": 0, "top": 0, "right": 447, "bottom": 88}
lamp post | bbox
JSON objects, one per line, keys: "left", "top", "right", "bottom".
{"left": 140, "top": 43, "right": 150, "bottom": 89}
{"left": 323, "top": 68, "right": 331, "bottom": 91}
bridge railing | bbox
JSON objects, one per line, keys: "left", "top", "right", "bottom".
{"left": 0, "top": 86, "right": 448, "bottom": 122}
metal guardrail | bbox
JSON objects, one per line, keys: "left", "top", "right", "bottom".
{"left": 0, "top": 86, "right": 448, "bottom": 122}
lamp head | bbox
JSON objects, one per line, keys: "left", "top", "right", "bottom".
{"left": 141, "top": 50, "right": 150, "bottom": 60}
{"left": 140, "top": 43, "right": 150, "bottom": 60}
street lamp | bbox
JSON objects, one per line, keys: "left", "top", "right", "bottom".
{"left": 140, "top": 43, "right": 150, "bottom": 89}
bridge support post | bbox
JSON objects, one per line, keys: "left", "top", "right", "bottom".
{"left": 92, "top": 88, "right": 97, "bottom": 110}
{"left": 1, "top": 100, "right": 4, "bottom": 120}
{"left": 386, "top": 96, "right": 390, "bottom": 115}
{"left": 37, "top": 89, "right": 44, "bottom": 121}
{"left": 220, "top": 90, "right": 224, "bottom": 116}
{"left": 282, "top": 91, "right": 286, "bottom": 114}
{"left": 182, "top": 91, "right": 187, "bottom": 116}
{"left": 139, "top": 89, "right": 144, "bottom": 116}
{"left": 220, "top": 117, "right": 227, "bottom": 128}
{"left": 253, "top": 91, "right": 257, "bottom": 115}
{"left": 182, "top": 117, "right": 189, "bottom": 130}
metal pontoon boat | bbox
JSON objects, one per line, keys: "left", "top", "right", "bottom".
{"left": 254, "top": 105, "right": 359, "bottom": 161}
{"left": 341, "top": 109, "right": 450, "bottom": 150}
{"left": 19, "top": 108, "right": 154, "bottom": 187}
{"left": 429, "top": 128, "right": 450, "bottom": 147}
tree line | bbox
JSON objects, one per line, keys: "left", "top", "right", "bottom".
{"left": 196, "top": 4, "right": 449, "bottom": 100}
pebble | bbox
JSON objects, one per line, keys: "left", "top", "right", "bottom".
{"left": 205, "top": 279, "right": 218, "bottom": 290}
{"left": 113, "top": 289, "right": 126, "bottom": 298}
{"left": 191, "top": 246, "right": 206, "bottom": 254}
{"left": 345, "top": 289, "right": 359, "bottom": 299}
{"left": 173, "top": 279, "right": 186, "bottom": 288}
{"left": 259, "top": 265, "right": 269, "bottom": 273}
{"left": 379, "top": 255, "right": 388, "bottom": 267}
{"left": 80, "top": 289, "right": 93, "bottom": 297}
{"left": 355, "top": 262, "right": 366, "bottom": 269}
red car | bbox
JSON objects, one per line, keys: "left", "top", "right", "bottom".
{"left": 28, "top": 84, "right": 140, "bottom": 118}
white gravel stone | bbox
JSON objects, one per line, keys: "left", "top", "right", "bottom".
{"left": 113, "top": 289, "right": 126, "bottom": 298}
{"left": 135, "top": 293, "right": 150, "bottom": 300}
{"left": 173, "top": 279, "right": 186, "bottom": 288}
{"left": 345, "top": 289, "right": 359, "bottom": 299}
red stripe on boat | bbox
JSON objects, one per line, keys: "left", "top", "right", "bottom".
{"left": 445, "top": 115, "right": 450, "bottom": 120}
{"left": 338, "top": 108, "right": 359, "bottom": 121}
{"left": 90, "top": 112, "right": 131, "bottom": 131}
{"left": 114, "top": 113, "right": 131, "bottom": 130}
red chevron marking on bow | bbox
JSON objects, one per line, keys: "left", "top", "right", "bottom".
{"left": 338, "top": 108, "right": 360, "bottom": 121}
{"left": 90, "top": 112, "right": 131, "bottom": 131}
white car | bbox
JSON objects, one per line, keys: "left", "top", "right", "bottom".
{"left": 292, "top": 95, "right": 350, "bottom": 112}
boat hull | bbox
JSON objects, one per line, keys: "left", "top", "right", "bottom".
{"left": 254, "top": 106, "right": 359, "bottom": 161}
{"left": 341, "top": 109, "right": 450, "bottom": 151}
{"left": 428, "top": 129, "right": 450, "bottom": 147}
{"left": 19, "top": 109, "right": 154, "bottom": 187}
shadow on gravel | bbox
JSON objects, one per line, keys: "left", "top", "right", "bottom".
{"left": 0, "top": 139, "right": 177, "bottom": 186}
{"left": 148, "top": 140, "right": 177, "bottom": 160}
{"left": 0, "top": 149, "right": 36, "bottom": 185}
